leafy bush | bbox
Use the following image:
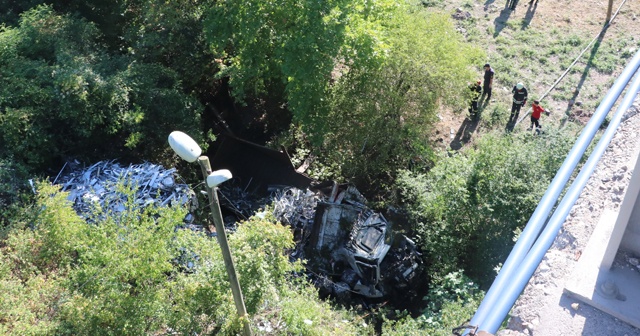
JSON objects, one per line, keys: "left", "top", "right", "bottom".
{"left": 0, "top": 181, "right": 373, "bottom": 335}
{"left": 262, "top": 278, "right": 374, "bottom": 335}
{"left": 396, "top": 128, "right": 574, "bottom": 285}
{"left": 382, "top": 271, "right": 482, "bottom": 336}
{"left": 321, "top": 7, "right": 482, "bottom": 182}
{"left": 482, "top": 103, "right": 510, "bottom": 127}
{"left": 205, "top": 0, "right": 482, "bottom": 190}
{"left": 0, "top": 5, "right": 202, "bottom": 170}
{"left": 0, "top": 257, "right": 64, "bottom": 335}
{"left": 422, "top": 271, "right": 481, "bottom": 324}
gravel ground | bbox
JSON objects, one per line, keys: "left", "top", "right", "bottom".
{"left": 496, "top": 98, "right": 640, "bottom": 336}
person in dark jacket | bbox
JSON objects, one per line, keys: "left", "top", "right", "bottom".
{"left": 469, "top": 80, "right": 482, "bottom": 117}
{"left": 510, "top": 82, "right": 528, "bottom": 121}
{"left": 481, "top": 63, "right": 494, "bottom": 103}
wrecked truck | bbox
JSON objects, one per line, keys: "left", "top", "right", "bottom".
{"left": 212, "top": 135, "right": 424, "bottom": 302}
{"left": 298, "top": 183, "right": 423, "bottom": 300}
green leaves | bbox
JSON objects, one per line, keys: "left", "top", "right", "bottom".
{"left": 397, "top": 128, "right": 573, "bottom": 286}
{"left": 0, "top": 5, "right": 203, "bottom": 170}
{"left": 205, "top": 0, "right": 349, "bottom": 111}
{"left": 0, "top": 180, "right": 374, "bottom": 335}
{"left": 277, "top": 5, "right": 481, "bottom": 189}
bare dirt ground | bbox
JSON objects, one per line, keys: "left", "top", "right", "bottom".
{"left": 432, "top": 0, "right": 640, "bottom": 150}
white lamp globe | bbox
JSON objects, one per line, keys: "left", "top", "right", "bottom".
{"left": 207, "top": 169, "right": 232, "bottom": 188}
{"left": 168, "top": 131, "right": 202, "bottom": 163}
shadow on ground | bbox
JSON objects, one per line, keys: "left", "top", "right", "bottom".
{"left": 505, "top": 109, "right": 521, "bottom": 132}
{"left": 484, "top": 0, "right": 496, "bottom": 8}
{"left": 494, "top": 3, "right": 514, "bottom": 37}
{"left": 450, "top": 108, "right": 483, "bottom": 150}
{"left": 560, "top": 24, "right": 609, "bottom": 128}
{"left": 522, "top": 1, "right": 538, "bottom": 29}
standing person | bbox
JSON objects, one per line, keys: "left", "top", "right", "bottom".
{"left": 509, "top": 0, "right": 519, "bottom": 10}
{"left": 481, "top": 63, "right": 494, "bottom": 103}
{"left": 530, "top": 100, "right": 544, "bottom": 130}
{"left": 510, "top": 82, "right": 528, "bottom": 121}
{"left": 469, "top": 80, "right": 482, "bottom": 117}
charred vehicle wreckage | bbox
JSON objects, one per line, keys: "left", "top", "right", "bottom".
{"left": 270, "top": 184, "right": 424, "bottom": 303}
{"left": 53, "top": 134, "right": 424, "bottom": 306}
{"left": 211, "top": 135, "right": 425, "bottom": 304}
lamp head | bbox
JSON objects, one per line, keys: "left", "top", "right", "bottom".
{"left": 168, "top": 131, "right": 202, "bottom": 163}
{"left": 207, "top": 169, "right": 232, "bottom": 188}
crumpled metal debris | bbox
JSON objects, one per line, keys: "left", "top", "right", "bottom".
{"left": 270, "top": 183, "right": 424, "bottom": 300}
{"left": 54, "top": 160, "right": 198, "bottom": 228}
{"left": 207, "top": 135, "right": 424, "bottom": 307}
{"left": 272, "top": 188, "right": 320, "bottom": 228}
{"left": 49, "top": 158, "right": 422, "bottom": 303}
{"left": 217, "top": 183, "right": 259, "bottom": 221}
{"left": 270, "top": 187, "right": 321, "bottom": 261}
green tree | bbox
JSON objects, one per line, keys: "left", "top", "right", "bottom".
{"left": 203, "top": 0, "right": 381, "bottom": 121}
{"left": 219, "top": 0, "right": 482, "bottom": 189}
{"left": 319, "top": 7, "right": 482, "bottom": 188}
{"left": 0, "top": 5, "right": 202, "bottom": 170}
{"left": 120, "top": 0, "right": 215, "bottom": 97}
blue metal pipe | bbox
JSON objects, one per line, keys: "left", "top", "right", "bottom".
{"left": 467, "top": 49, "right": 640, "bottom": 333}
{"left": 480, "top": 66, "right": 640, "bottom": 334}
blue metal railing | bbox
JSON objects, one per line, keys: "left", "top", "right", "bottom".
{"left": 466, "top": 49, "right": 640, "bottom": 335}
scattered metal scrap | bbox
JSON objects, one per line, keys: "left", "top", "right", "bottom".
{"left": 53, "top": 160, "right": 199, "bottom": 229}
{"left": 271, "top": 188, "right": 322, "bottom": 260}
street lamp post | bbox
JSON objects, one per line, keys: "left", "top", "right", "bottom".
{"left": 168, "top": 131, "right": 252, "bottom": 336}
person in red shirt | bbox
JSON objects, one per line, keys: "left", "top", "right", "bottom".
{"left": 530, "top": 100, "right": 544, "bottom": 130}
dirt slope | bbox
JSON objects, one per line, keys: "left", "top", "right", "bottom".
{"left": 433, "top": 0, "right": 640, "bottom": 149}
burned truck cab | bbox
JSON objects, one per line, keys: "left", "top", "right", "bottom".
{"left": 340, "top": 211, "right": 391, "bottom": 298}
{"left": 308, "top": 184, "right": 421, "bottom": 299}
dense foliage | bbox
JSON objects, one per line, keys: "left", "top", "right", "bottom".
{"left": 396, "top": 128, "right": 575, "bottom": 286}
{"left": 320, "top": 8, "right": 482, "bottom": 186}
{"left": 382, "top": 271, "right": 482, "bottom": 336}
{"left": 0, "top": 5, "right": 202, "bottom": 170}
{"left": 206, "top": 0, "right": 482, "bottom": 186}
{"left": 0, "top": 160, "right": 30, "bottom": 237}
